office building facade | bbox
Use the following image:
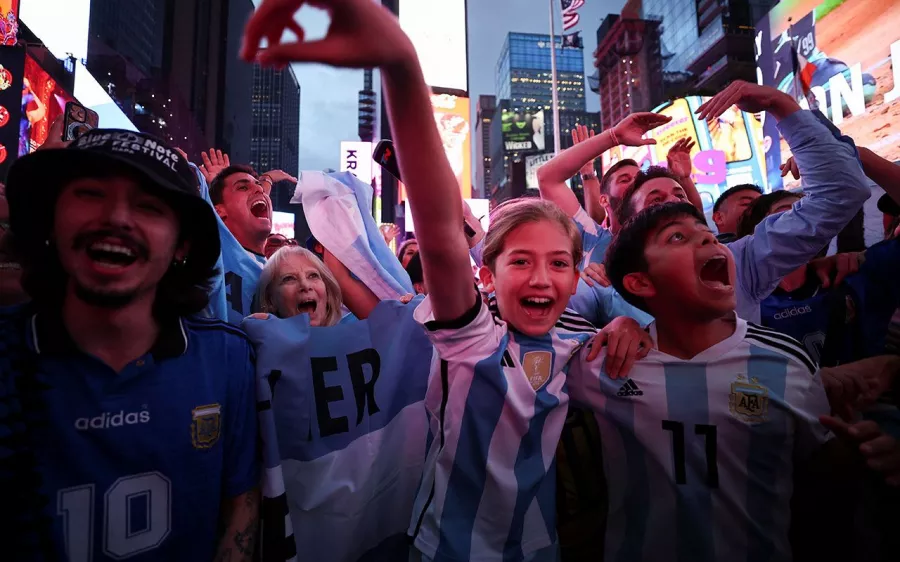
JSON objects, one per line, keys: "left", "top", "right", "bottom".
{"left": 496, "top": 32, "right": 586, "bottom": 113}
{"left": 250, "top": 66, "right": 300, "bottom": 178}
{"left": 637, "top": 0, "right": 777, "bottom": 94}
{"left": 86, "top": 0, "right": 254, "bottom": 162}
{"left": 594, "top": 15, "right": 665, "bottom": 129}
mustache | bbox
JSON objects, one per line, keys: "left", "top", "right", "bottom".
{"left": 73, "top": 229, "right": 149, "bottom": 260}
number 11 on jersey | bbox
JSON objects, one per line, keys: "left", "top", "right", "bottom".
{"left": 662, "top": 420, "right": 719, "bottom": 488}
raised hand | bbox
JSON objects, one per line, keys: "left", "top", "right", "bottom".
{"left": 780, "top": 156, "right": 800, "bottom": 180}
{"left": 666, "top": 137, "right": 696, "bottom": 178}
{"left": 200, "top": 149, "right": 230, "bottom": 183}
{"left": 571, "top": 124, "right": 597, "bottom": 175}
{"left": 612, "top": 113, "right": 671, "bottom": 147}
{"left": 262, "top": 169, "right": 298, "bottom": 184}
{"left": 695, "top": 80, "right": 799, "bottom": 122}
{"left": 380, "top": 224, "right": 401, "bottom": 245}
{"left": 39, "top": 116, "right": 72, "bottom": 151}
{"left": 242, "top": 0, "right": 417, "bottom": 70}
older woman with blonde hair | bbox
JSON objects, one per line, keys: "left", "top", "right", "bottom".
{"left": 256, "top": 245, "right": 344, "bottom": 326}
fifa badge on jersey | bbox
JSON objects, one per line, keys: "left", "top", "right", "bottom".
{"left": 729, "top": 375, "right": 769, "bottom": 423}
{"left": 523, "top": 351, "right": 552, "bottom": 390}
{"left": 191, "top": 404, "right": 222, "bottom": 449}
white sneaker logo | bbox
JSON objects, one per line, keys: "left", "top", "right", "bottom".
{"left": 75, "top": 409, "right": 151, "bottom": 431}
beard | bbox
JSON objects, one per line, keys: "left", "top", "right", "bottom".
{"left": 73, "top": 282, "right": 138, "bottom": 309}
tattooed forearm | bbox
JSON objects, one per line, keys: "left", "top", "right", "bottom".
{"left": 214, "top": 488, "right": 260, "bottom": 562}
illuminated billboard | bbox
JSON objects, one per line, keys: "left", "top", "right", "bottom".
{"left": 340, "top": 141, "right": 374, "bottom": 183}
{"left": 20, "top": 0, "right": 90, "bottom": 61}
{"left": 501, "top": 108, "right": 546, "bottom": 153}
{"left": 601, "top": 96, "right": 767, "bottom": 211}
{"left": 431, "top": 93, "right": 472, "bottom": 199}
{"left": 399, "top": 0, "right": 468, "bottom": 92}
{"left": 0, "top": 1, "right": 19, "bottom": 45}
{"left": 21, "top": 2, "right": 136, "bottom": 132}
{"left": 22, "top": 55, "right": 75, "bottom": 155}
{"left": 272, "top": 211, "right": 295, "bottom": 238}
{"left": 756, "top": 0, "right": 900, "bottom": 188}
{"left": 525, "top": 153, "right": 554, "bottom": 189}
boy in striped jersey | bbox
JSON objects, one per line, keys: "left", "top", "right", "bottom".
{"left": 571, "top": 202, "right": 899, "bottom": 561}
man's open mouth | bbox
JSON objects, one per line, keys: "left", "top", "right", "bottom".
{"left": 250, "top": 199, "right": 270, "bottom": 219}
{"left": 698, "top": 255, "right": 732, "bottom": 291}
{"left": 86, "top": 241, "right": 139, "bottom": 269}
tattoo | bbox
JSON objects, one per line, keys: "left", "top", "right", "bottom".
{"left": 234, "top": 522, "right": 257, "bottom": 555}
{"left": 215, "top": 489, "right": 261, "bottom": 562}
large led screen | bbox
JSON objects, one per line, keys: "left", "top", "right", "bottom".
{"left": 21, "top": 55, "right": 74, "bottom": 155}
{"left": 600, "top": 96, "right": 767, "bottom": 211}
{"left": 756, "top": 0, "right": 900, "bottom": 188}
{"left": 399, "top": 0, "right": 468, "bottom": 92}
{"left": 431, "top": 93, "right": 472, "bottom": 199}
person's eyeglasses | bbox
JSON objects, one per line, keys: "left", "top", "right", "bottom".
{"left": 267, "top": 236, "right": 298, "bottom": 247}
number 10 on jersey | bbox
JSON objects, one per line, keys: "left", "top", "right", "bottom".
{"left": 58, "top": 472, "right": 172, "bottom": 561}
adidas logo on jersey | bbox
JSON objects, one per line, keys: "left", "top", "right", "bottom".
{"left": 773, "top": 305, "right": 812, "bottom": 320}
{"left": 617, "top": 379, "right": 643, "bottom": 397}
{"left": 75, "top": 410, "right": 151, "bottom": 431}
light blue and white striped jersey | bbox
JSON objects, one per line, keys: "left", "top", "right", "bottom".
{"left": 568, "top": 317, "right": 832, "bottom": 562}
{"left": 192, "top": 162, "right": 267, "bottom": 324}
{"left": 571, "top": 206, "right": 613, "bottom": 269}
{"left": 408, "top": 296, "right": 596, "bottom": 561}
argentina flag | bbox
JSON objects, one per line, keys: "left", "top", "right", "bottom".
{"left": 292, "top": 171, "right": 413, "bottom": 300}
{"left": 243, "top": 297, "right": 433, "bottom": 562}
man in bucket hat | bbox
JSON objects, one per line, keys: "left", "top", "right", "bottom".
{"left": 0, "top": 129, "right": 260, "bottom": 561}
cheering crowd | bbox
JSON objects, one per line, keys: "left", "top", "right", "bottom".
{"left": 2, "top": 0, "right": 900, "bottom": 561}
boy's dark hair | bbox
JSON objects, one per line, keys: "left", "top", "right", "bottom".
{"left": 616, "top": 166, "right": 683, "bottom": 225}
{"left": 209, "top": 165, "right": 258, "bottom": 205}
{"left": 735, "top": 190, "right": 803, "bottom": 239}
{"left": 600, "top": 158, "right": 638, "bottom": 195}
{"left": 405, "top": 251, "right": 423, "bottom": 284}
{"left": 713, "top": 184, "right": 763, "bottom": 214}
{"left": 606, "top": 202, "right": 707, "bottom": 312}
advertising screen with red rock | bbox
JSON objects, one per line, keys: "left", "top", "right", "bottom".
{"left": 21, "top": 55, "right": 74, "bottom": 155}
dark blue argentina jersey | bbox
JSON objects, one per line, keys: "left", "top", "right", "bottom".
{"left": 2, "top": 307, "right": 259, "bottom": 561}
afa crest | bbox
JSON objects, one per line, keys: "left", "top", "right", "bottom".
{"left": 191, "top": 404, "right": 222, "bottom": 449}
{"left": 523, "top": 351, "right": 552, "bottom": 391}
{"left": 729, "top": 375, "right": 769, "bottom": 423}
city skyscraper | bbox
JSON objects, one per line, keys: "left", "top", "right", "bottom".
{"left": 637, "top": 0, "right": 778, "bottom": 94}
{"left": 250, "top": 65, "right": 301, "bottom": 179}
{"left": 475, "top": 95, "right": 496, "bottom": 197}
{"left": 85, "top": 0, "right": 255, "bottom": 162}
{"left": 594, "top": 15, "right": 665, "bottom": 129}
{"left": 496, "top": 32, "right": 586, "bottom": 113}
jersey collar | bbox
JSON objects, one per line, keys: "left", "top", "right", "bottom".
{"left": 647, "top": 312, "right": 748, "bottom": 362}
{"left": 29, "top": 310, "right": 189, "bottom": 360}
